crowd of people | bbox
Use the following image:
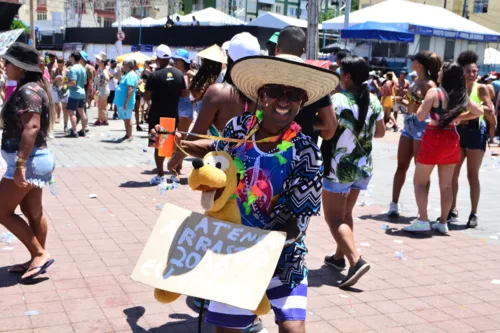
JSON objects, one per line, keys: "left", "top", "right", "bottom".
{"left": 0, "top": 24, "right": 495, "bottom": 333}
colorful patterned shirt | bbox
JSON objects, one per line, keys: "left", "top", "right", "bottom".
{"left": 324, "top": 92, "right": 383, "bottom": 183}
{"left": 213, "top": 113, "right": 323, "bottom": 288}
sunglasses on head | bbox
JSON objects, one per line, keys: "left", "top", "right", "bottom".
{"left": 262, "top": 84, "right": 306, "bottom": 103}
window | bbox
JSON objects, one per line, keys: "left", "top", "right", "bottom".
{"left": 444, "top": 39, "right": 456, "bottom": 61}
{"left": 419, "top": 35, "right": 431, "bottom": 51}
{"left": 372, "top": 43, "right": 389, "bottom": 58}
{"left": 259, "top": 3, "right": 272, "bottom": 12}
{"left": 362, "top": 4, "right": 370, "bottom": 8}
{"left": 37, "top": 12, "right": 47, "bottom": 20}
{"left": 103, "top": 18, "right": 114, "bottom": 27}
{"left": 131, "top": 7, "right": 151, "bottom": 16}
{"left": 372, "top": 42, "right": 408, "bottom": 58}
{"left": 37, "top": 0, "right": 47, "bottom": 4}
{"left": 288, "top": 7, "right": 298, "bottom": 16}
{"left": 389, "top": 43, "right": 409, "bottom": 58}
{"left": 468, "top": 41, "right": 477, "bottom": 52}
{"left": 275, "top": 5, "right": 282, "bottom": 14}
{"left": 473, "top": 0, "right": 488, "bottom": 13}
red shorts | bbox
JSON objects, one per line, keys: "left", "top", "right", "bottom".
{"left": 417, "top": 125, "right": 461, "bottom": 165}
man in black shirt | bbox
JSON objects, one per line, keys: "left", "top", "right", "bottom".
{"left": 276, "top": 26, "right": 337, "bottom": 143}
{"left": 144, "top": 44, "right": 188, "bottom": 184}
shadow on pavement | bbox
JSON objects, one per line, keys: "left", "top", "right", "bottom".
{"left": 0, "top": 266, "right": 49, "bottom": 287}
{"left": 384, "top": 228, "right": 433, "bottom": 239}
{"left": 124, "top": 303, "right": 212, "bottom": 333}
{"left": 119, "top": 181, "right": 153, "bottom": 188}
{"left": 358, "top": 213, "right": 416, "bottom": 225}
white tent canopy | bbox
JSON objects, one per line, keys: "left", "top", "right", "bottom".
{"left": 179, "top": 7, "right": 245, "bottom": 26}
{"left": 139, "top": 17, "right": 163, "bottom": 27}
{"left": 484, "top": 47, "right": 500, "bottom": 65}
{"left": 112, "top": 17, "right": 141, "bottom": 27}
{"left": 322, "top": 0, "right": 500, "bottom": 38}
{"left": 156, "top": 13, "right": 183, "bottom": 26}
{"left": 247, "top": 12, "right": 322, "bottom": 30}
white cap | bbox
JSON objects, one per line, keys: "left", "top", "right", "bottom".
{"left": 487, "top": 74, "right": 497, "bottom": 81}
{"left": 228, "top": 32, "right": 261, "bottom": 62}
{"left": 409, "top": 71, "right": 417, "bottom": 77}
{"left": 222, "top": 41, "right": 230, "bottom": 51}
{"left": 155, "top": 44, "right": 171, "bottom": 59}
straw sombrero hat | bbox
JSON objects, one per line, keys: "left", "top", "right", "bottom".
{"left": 231, "top": 54, "right": 339, "bottom": 106}
{"left": 197, "top": 44, "right": 227, "bottom": 64}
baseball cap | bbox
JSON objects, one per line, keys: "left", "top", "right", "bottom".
{"left": 267, "top": 32, "right": 279, "bottom": 44}
{"left": 79, "top": 51, "right": 88, "bottom": 62}
{"left": 400, "top": 70, "right": 407, "bottom": 75}
{"left": 155, "top": 44, "right": 171, "bottom": 59}
{"left": 171, "top": 48, "right": 190, "bottom": 64}
{"left": 487, "top": 73, "right": 497, "bottom": 81}
{"left": 409, "top": 71, "right": 417, "bottom": 77}
{"left": 228, "top": 32, "right": 261, "bottom": 62}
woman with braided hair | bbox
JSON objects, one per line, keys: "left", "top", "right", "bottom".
{"left": 189, "top": 45, "right": 224, "bottom": 103}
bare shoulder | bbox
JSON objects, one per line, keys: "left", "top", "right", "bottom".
{"left": 424, "top": 80, "right": 437, "bottom": 92}
{"left": 204, "top": 83, "right": 234, "bottom": 101}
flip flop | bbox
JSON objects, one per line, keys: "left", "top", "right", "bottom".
{"left": 21, "top": 259, "right": 54, "bottom": 281}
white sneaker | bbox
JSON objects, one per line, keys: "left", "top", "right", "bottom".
{"left": 388, "top": 202, "right": 400, "bottom": 217}
{"left": 150, "top": 175, "right": 166, "bottom": 185}
{"left": 402, "top": 220, "right": 431, "bottom": 232}
{"left": 432, "top": 222, "right": 449, "bottom": 234}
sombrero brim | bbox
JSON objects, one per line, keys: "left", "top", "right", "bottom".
{"left": 197, "top": 45, "right": 227, "bottom": 64}
{"left": 231, "top": 56, "right": 339, "bottom": 107}
{"left": 1, "top": 54, "right": 42, "bottom": 73}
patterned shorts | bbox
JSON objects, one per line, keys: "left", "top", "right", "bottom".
{"left": 205, "top": 277, "right": 308, "bottom": 329}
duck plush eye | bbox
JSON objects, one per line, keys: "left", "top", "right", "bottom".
{"left": 204, "top": 155, "right": 230, "bottom": 171}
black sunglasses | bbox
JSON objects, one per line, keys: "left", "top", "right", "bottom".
{"left": 263, "top": 84, "right": 306, "bottom": 103}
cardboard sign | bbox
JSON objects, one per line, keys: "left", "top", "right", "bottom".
{"left": 131, "top": 203, "right": 286, "bottom": 311}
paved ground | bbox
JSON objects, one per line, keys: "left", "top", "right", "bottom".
{"left": 0, "top": 108, "right": 500, "bottom": 333}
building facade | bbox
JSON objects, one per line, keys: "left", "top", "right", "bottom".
{"left": 182, "top": 0, "right": 338, "bottom": 22}
{"left": 359, "top": 0, "right": 500, "bottom": 33}
{"left": 16, "top": 0, "right": 168, "bottom": 29}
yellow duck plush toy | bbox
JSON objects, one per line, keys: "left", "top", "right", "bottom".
{"left": 154, "top": 151, "right": 271, "bottom": 315}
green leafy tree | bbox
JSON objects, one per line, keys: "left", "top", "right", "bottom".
{"left": 320, "top": 0, "right": 360, "bottom": 22}
{"left": 10, "top": 19, "right": 30, "bottom": 34}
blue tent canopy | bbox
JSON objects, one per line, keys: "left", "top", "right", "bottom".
{"left": 341, "top": 22, "right": 414, "bottom": 43}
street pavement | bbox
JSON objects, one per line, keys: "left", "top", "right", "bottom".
{"left": 0, "top": 107, "right": 500, "bottom": 333}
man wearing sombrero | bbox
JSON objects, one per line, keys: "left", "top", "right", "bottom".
{"left": 151, "top": 54, "right": 339, "bottom": 332}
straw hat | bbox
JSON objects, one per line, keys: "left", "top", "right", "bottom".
{"left": 197, "top": 44, "right": 227, "bottom": 64}
{"left": 95, "top": 51, "right": 107, "bottom": 61}
{"left": 230, "top": 54, "right": 340, "bottom": 107}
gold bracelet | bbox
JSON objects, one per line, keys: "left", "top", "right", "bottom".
{"left": 16, "top": 157, "right": 27, "bottom": 164}
{"left": 15, "top": 166, "right": 26, "bottom": 170}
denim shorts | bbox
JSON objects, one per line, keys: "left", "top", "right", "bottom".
{"left": 401, "top": 114, "right": 428, "bottom": 141}
{"left": 178, "top": 97, "right": 194, "bottom": 119}
{"left": 66, "top": 97, "right": 85, "bottom": 111}
{"left": 457, "top": 122, "right": 487, "bottom": 152}
{"left": 323, "top": 176, "right": 371, "bottom": 195}
{"left": 2, "top": 148, "right": 55, "bottom": 188}
{"left": 117, "top": 106, "right": 133, "bottom": 120}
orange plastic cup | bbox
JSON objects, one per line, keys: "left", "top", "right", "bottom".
{"left": 158, "top": 117, "right": 176, "bottom": 157}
